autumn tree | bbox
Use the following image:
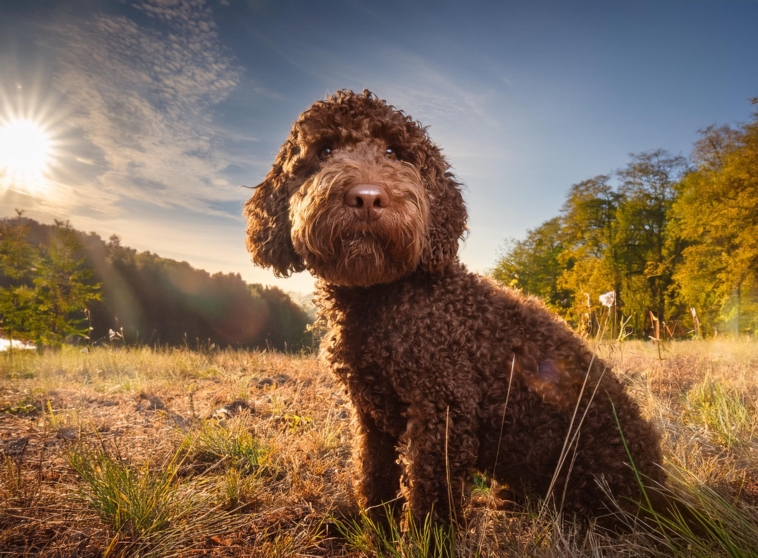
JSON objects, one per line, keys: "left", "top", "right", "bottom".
{"left": 672, "top": 117, "right": 758, "bottom": 336}
{"left": 556, "top": 175, "right": 624, "bottom": 335}
{"left": 690, "top": 125, "right": 741, "bottom": 171}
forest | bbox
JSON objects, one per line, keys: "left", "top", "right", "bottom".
{"left": 492, "top": 101, "right": 758, "bottom": 339}
{"left": 0, "top": 216, "right": 312, "bottom": 351}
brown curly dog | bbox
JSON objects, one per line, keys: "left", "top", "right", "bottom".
{"left": 244, "top": 89, "right": 666, "bottom": 528}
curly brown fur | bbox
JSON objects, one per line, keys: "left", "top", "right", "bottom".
{"left": 245, "top": 90, "right": 666, "bottom": 528}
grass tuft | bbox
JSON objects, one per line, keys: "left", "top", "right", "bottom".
{"left": 67, "top": 436, "right": 249, "bottom": 556}
{"left": 185, "top": 416, "right": 270, "bottom": 474}
{"left": 684, "top": 376, "right": 755, "bottom": 447}
{"left": 335, "top": 506, "right": 457, "bottom": 558}
{"left": 67, "top": 440, "right": 184, "bottom": 537}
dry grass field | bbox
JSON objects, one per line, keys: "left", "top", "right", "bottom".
{"left": 1, "top": 339, "right": 757, "bottom": 557}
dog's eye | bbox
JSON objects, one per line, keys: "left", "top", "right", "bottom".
{"left": 385, "top": 147, "right": 399, "bottom": 160}
{"left": 318, "top": 146, "right": 333, "bottom": 161}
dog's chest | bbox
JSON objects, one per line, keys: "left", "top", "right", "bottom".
{"left": 333, "top": 298, "right": 411, "bottom": 433}
{"left": 336, "top": 284, "right": 438, "bottom": 375}
{"left": 327, "top": 278, "right": 481, "bottom": 398}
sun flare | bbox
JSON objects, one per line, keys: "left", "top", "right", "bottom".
{"left": 0, "top": 119, "right": 53, "bottom": 178}
{"left": 0, "top": 118, "right": 53, "bottom": 194}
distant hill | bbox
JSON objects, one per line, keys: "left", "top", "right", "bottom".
{"left": 0, "top": 217, "right": 313, "bottom": 351}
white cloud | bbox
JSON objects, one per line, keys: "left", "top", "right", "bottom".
{"left": 52, "top": 0, "right": 242, "bottom": 216}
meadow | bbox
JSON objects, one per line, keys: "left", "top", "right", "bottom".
{"left": 1, "top": 339, "right": 757, "bottom": 557}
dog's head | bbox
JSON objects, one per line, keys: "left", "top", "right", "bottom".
{"left": 244, "top": 89, "right": 467, "bottom": 287}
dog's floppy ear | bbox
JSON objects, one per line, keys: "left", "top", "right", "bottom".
{"left": 418, "top": 148, "right": 468, "bottom": 272}
{"left": 244, "top": 140, "right": 305, "bottom": 276}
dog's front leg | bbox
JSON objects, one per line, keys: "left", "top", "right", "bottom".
{"left": 398, "top": 401, "right": 479, "bottom": 527}
{"left": 352, "top": 407, "right": 402, "bottom": 527}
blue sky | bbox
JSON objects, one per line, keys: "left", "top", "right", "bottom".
{"left": 1, "top": 0, "right": 756, "bottom": 294}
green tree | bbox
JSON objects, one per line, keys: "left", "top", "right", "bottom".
{"left": 491, "top": 217, "right": 570, "bottom": 312}
{"left": 0, "top": 210, "right": 37, "bottom": 281}
{"left": 32, "top": 220, "right": 102, "bottom": 347}
{"left": 0, "top": 210, "right": 39, "bottom": 353}
{"left": 616, "top": 150, "right": 688, "bottom": 335}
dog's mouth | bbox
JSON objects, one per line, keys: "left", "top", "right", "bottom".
{"left": 289, "top": 156, "right": 429, "bottom": 287}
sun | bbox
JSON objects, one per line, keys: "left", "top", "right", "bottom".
{"left": 0, "top": 119, "right": 52, "bottom": 172}
{"left": 0, "top": 118, "right": 53, "bottom": 187}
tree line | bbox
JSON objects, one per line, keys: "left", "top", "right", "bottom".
{"left": 492, "top": 100, "right": 758, "bottom": 339}
{"left": 0, "top": 214, "right": 312, "bottom": 351}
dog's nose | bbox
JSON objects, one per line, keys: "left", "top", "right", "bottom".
{"left": 344, "top": 183, "right": 390, "bottom": 221}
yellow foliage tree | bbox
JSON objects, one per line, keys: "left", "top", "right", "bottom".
{"left": 672, "top": 118, "right": 758, "bottom": 336}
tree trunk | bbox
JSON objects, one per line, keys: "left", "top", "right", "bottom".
{"left": 736, "top": 281, "right": 742, "bottom": 337}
